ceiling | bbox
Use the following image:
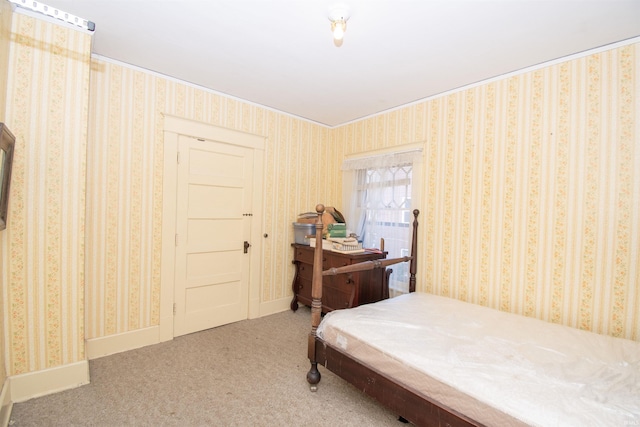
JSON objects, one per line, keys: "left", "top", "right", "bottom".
{"left": 29, "top": 1, "right": 640, "bottom": 127}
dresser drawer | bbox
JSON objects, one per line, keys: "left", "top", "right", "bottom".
{"left": 294, "top": 247, "right": 313, "bottom": 265}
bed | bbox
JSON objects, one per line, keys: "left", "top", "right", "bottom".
{"left": 305, "top": 204, "right": 640, "bottom": 426}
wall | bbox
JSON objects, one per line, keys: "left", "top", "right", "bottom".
{"left": 85, "top": 58, "right": 334, "bottom": 341}
{"left": 0, "top": 0, "right": 13, "bottom": 405}
{"left": 333, "top": 42, "right": 640, "bottom": 341}
{"left": 0, "top": 0, "right": 9, "bottom": 119}
{"left": 3, "top": 11, "right": 92, "bottom": 379}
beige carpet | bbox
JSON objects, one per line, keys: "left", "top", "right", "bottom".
{"left": 10, "top": 306, "right": 401, "bottom": 426}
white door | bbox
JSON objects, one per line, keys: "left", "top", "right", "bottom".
{"left": 173, "top": 135, "right": 254, "bottom": 336}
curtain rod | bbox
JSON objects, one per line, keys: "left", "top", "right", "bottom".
{"left": 342, "top": 148, "right": 422, "bottom": 171}
{"left": 345, "top": 147, "right": 422, "bottom": 161}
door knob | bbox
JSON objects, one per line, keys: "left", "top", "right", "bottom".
{"left": 244, "top": 241, "right": 251, "bottom": 254}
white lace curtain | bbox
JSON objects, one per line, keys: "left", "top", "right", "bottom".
{"left": 342, "top": 149, "right": 421, "bottom": 295}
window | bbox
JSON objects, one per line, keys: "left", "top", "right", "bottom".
{"left": 342, "top": 148, "right": 422, "bottom": 296}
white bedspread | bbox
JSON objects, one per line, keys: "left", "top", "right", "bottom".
{"left": 317, "top": 292, "right": 640, "bottom": 426}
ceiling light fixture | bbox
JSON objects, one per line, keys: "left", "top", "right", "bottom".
{"left": 328, "top": 5, "right": 350, "bottom": 46}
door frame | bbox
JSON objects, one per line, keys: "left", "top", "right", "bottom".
{"left": 159, "top": 114, "right": 265, "bottom": 341}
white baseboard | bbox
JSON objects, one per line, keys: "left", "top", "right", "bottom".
{"left": 258, "top": 297, "right": 292, "bottom": 317}
{"left": 86, "top": 326, "right": 161, "bottom": 360}
{"left": 88, "top": 301, "right": 291, "bottom": 360}
{"left": 9, "top": 360, "right": 89, "bottom": 403}
{"left": 0, "top": 379, "right": 12, "bottom": 427}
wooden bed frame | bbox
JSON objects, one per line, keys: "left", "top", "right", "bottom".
{"left": 306, "top": 204, "right": 481, "bottom": 427}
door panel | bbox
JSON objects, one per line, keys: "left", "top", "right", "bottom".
{"left": 187, "top": 220, "right": 241, "bottom": 252}
{"left": 174, "top": 136, "right": 253, "bottom": 336}
{"left": 188, "top": 185, "right": 243, "bottom": 217}
{"left": 185, "top": 282, "right": 240, "bottom": 310}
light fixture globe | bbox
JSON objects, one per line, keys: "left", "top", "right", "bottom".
{"left": 331, "top": 19, "right": 346, "bottom": 40}
{"left": 328, "top": 5, "right": 350, "bottom": 44}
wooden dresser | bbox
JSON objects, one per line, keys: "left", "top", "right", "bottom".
{"left": 290, "top": 243, "right": 388, "bottom": 313}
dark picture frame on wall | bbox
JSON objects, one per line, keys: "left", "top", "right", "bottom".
{"left": 0, "top": 123, "right": 15, "bottom": 231}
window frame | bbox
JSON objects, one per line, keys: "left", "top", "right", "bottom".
{"left": 341, "top": 143, "right": 424, "bottom": 295}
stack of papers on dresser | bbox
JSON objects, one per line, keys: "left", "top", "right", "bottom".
{"left": 309, "top": 237, "right": 364, "bottom": 253}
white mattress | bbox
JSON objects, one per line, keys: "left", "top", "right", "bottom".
{"left": 317, "top": 292, "right": 640, "bottom": 426}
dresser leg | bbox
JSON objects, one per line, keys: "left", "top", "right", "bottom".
{"left": 291, "top": 259, "right": 301, "bottom": 311}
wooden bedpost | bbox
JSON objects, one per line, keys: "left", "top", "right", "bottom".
{"left": 306, "top": 203, "right": 325, "bottom": 390}
{"left": 409, "top": 209, "right": 419, "bottom": 293}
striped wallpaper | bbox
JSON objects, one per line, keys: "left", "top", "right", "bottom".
{"left": 1, "top": 9, "right": 638, "bottom": 383}
{"left": 85, "top": 59, "right": 332, "bottom": 339}
{"left": 0, "top": 0, "right": 14, "bottom": 387}
{"left": 0, "top": 0, "right": 10, "bottom": 120}
{"left": 3, "top": 13, "right": 91, "bottom": 375}
{"left": 334, "top": 43, "right": 639, "bottom": 341}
